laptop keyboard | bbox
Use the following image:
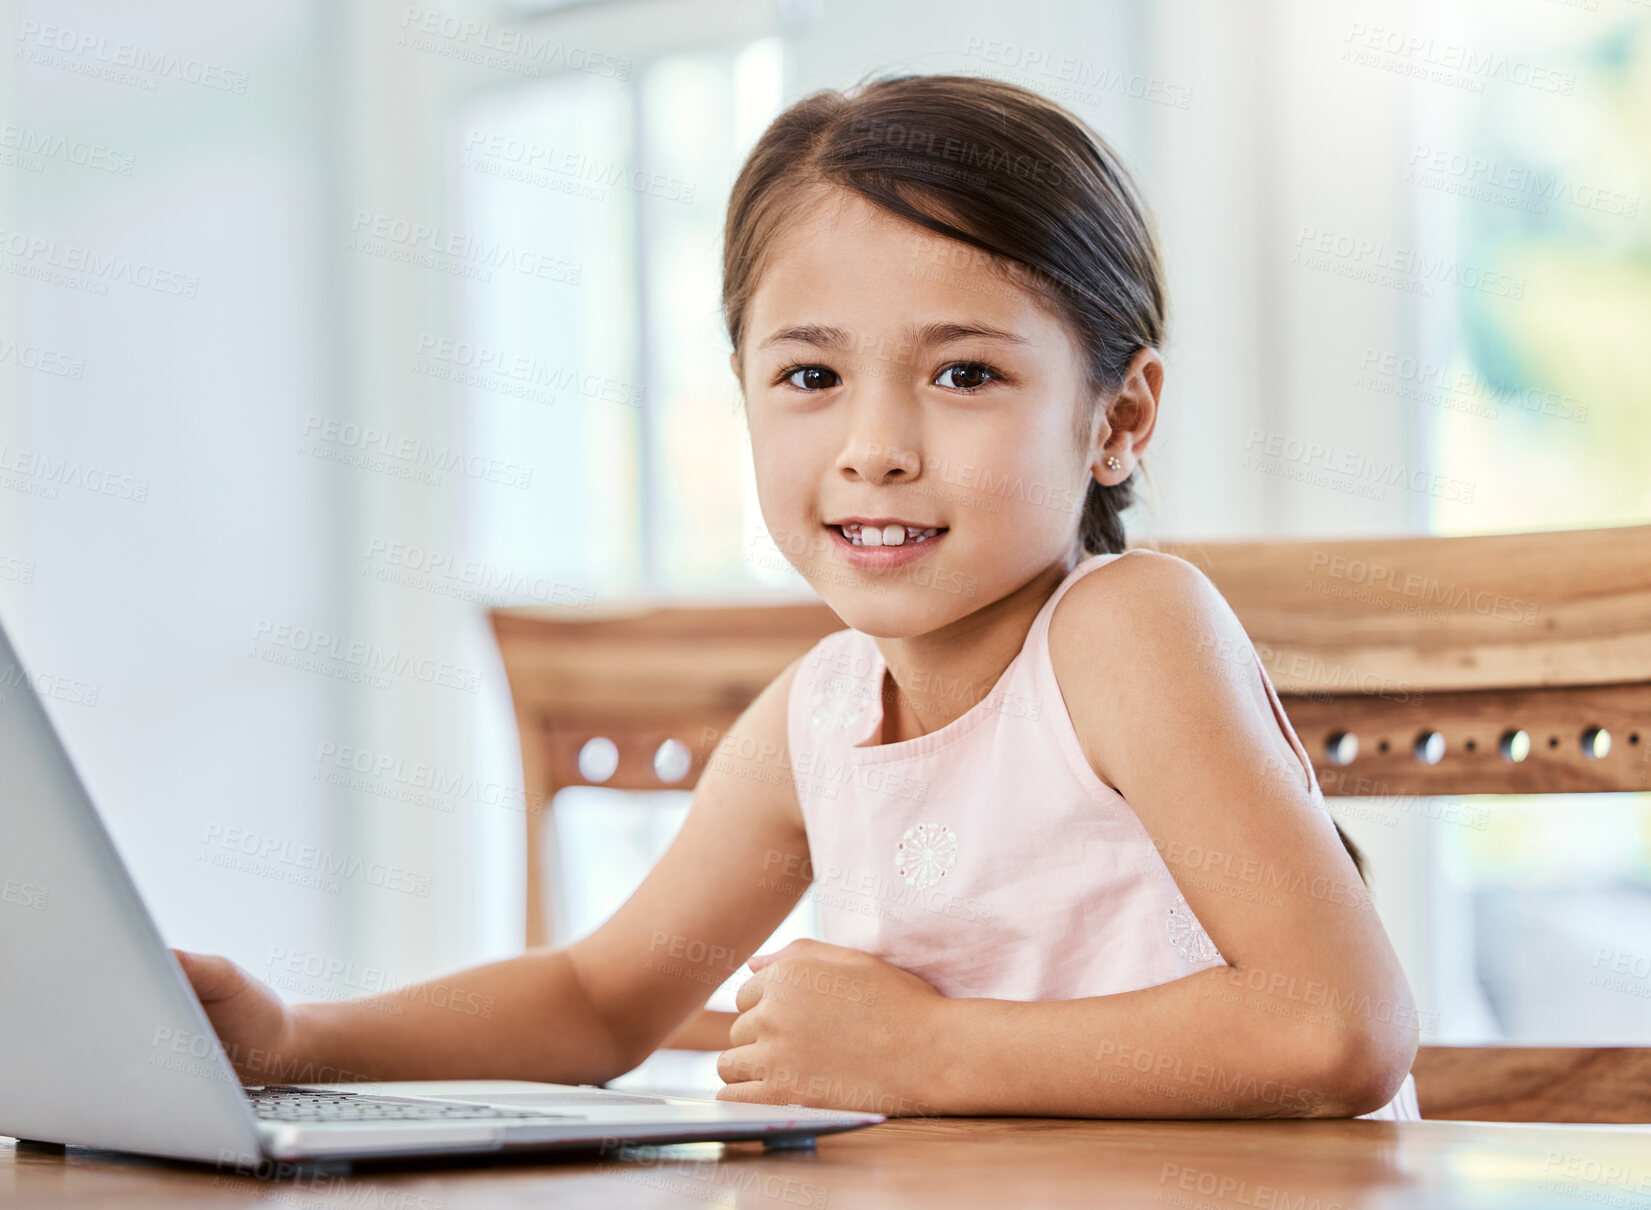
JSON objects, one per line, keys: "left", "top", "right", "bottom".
{"left": 247, "top": 1086, "right": 573, "bottom": 1122}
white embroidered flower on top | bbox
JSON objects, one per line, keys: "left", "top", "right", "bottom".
{"left": 895, "top": 823, "right": 957, "bottom": 889}
{"left": 1167, "top": 891, "right": 1221, "bottom": 963}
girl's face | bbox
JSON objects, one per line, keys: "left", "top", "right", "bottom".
{"left": 734, "top": 187, "right": 1109, "bottom": 637}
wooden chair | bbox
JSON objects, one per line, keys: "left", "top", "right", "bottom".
{"left": 490, "top": 522, "right": 1651, "bottom": 1122}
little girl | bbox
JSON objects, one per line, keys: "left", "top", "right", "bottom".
{"left": 178, "top": 72, "right": 1420, "bottom": 1121}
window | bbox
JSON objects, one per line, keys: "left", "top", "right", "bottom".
{"left": 1409, "top": 2, "right": 1651, "bottom": 1041}
{"left": 445, "top": 36, "right": 818, "bottom": 1029}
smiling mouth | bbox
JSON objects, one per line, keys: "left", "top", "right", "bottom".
{"left": 830, "top": 522, "right": 947, "bottom": 548}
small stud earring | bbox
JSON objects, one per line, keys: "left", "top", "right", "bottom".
{"left": 1104, "top": 455, "right": 1123, "bottom": 471}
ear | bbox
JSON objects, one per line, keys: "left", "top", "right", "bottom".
{"left": 728, "top": 350, "right": 741, "bottom": 381}
{"left": 1089, "top": 347, "right": 1163, "bottom": 485}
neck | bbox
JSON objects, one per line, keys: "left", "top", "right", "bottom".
{"left": 872, "top": 553, "right": 1081, "bottom": 744}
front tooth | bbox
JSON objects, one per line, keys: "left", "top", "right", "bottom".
{"left": 882, "top": 524, "right": 905, "bottom": 546}
{"left": 859, "top": 525, "right": 882, "bottom": 547}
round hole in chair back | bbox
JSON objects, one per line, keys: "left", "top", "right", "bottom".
{"left": 1580, "top": 726, "right": 1611, "bottom": 760}
{"left": 1325, "top": 731, "right": 1359, "bottom": 766}
{"left": 578, "top": 736, "right": 619, "bottom": 783}
{"left": 1413, "top": 731, "right": 1445, "bottom": 765}
{"left": 653, "top": 738, "right": 692, "bottom": 783}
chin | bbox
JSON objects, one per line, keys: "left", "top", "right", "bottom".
{"left": 814, "top": 584, "right": 967, "bottom": 638}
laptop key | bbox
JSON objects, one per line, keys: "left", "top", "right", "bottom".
{"left": 247, "top": 1087, "right": 572, "bottom": 1123}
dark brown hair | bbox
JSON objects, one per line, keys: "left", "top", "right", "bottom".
{"left": 720, "top": 71, "right": 1367, "bottom": 885}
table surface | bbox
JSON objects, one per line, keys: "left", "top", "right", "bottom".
{"left": 7, "top": 1114, "right": 1651, "bottom": 1210}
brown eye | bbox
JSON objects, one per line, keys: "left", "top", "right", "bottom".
{"left": 936, "top": 362, "right": 997, "bottom": 392}
{"left": 783, "top": 366, "right": 839, "bottom": 391}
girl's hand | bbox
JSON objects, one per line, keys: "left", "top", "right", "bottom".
{"left": 714, "top": 939, "right": 948, "bottom": 1117}
{"left": 170, "top": 948, "right": 298, "bottom": 1084}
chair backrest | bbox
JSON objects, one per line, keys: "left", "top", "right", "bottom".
{"left": 491, "top": 598, "right": 841, "bottom": 946}
{"left": 1162, "top": 525, "right": 1651, "bottom": 797}
{"left": 490, "top": 522, "right": 1651, "bottom": 1121}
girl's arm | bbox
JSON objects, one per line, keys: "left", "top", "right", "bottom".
{"left": 660, "top": 1009, "right": 737, "bottom": 1051}
{"left": 926, "top": 550, "right": 1420, "bottom": 1117}
{"left": 185, "top": 653, "right": 813, "bottom": 1086}
{"left": 715, "top": 552, "right": 1418, "bottom": 1118}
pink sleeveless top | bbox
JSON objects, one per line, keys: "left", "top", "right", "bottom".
{"left": 786, "top": 551, "right": 1420, "bottom": 1121}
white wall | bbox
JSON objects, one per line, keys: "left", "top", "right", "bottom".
{"left": 1, "top": 0, "right": 351, "bottom": 977}
{"left": 0, "top": 0, "right": 795, "bottom": 1003}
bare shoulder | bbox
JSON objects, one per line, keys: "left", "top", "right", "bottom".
{"left": 1047, "top": 547, "right": 1245, "bottom": 688}
{"left": 1046, "top": 548, "right": 1279, "bottom": 792}
{"left": 1050, "top": 547, "right": 1228, "bottom": 633}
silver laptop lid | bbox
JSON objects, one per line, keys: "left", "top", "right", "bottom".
{"left": 0, "top": 614, "right": 265, "bottom": 1165}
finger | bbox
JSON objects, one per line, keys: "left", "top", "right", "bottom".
{"left": 172, "top": 950, "right": 243, "bottom": 1000}
{"left": 716, "top": 1081, "right": 786, "bottom": 1105}
{"left": 748, "top": 938, "right": 806, "bottom": 970}
{"left": 726, "top": 1007, "right": 761, "bottom": 1048}
{"left": 715, "top": 1043, "right": 764, "bottom": 1086}
{"left": 733, "top": 972, "right": 770, "bottom": 1014}
{"left": 775, "top": 938, "right": 865, "bottom": 965}
{"left": 786, "top": 937, "right": 858, "bottom": 958}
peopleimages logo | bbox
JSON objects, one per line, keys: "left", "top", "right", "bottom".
{"left": 0, "top": 335, "right": 87, "bottom": 378}
{"left": 15, "top": 21, "right": 251, "bottom": 93}
{"left": 363, "top": 536, "right": 596, "bottom": 608}
{"left": 299, "top": 414, "right": 533, "bottom": 489}
{"left": 249, "top": 617, "right": 483, "bottom": 694}
{"left": 347, "top": 210, "right": 580, "bottom": 284}
{"left": 0, "top": 225, "right": 200, "bottom": 297}
{"left": 397, "top": 7, "right": 631, "bottom": 80}
{"left": 1292, "top": 225, "right": 1525, "bottom": 299}
{"left": 0, "top": 874, "right": 50, "bottom": 912}
{"left": 1342, "top": 23, "right": 1576, "bottom": 96}
{"left": 264, "top": 946, "right": 495, "bottom": 1018}
{"left": 1242, "top": 428, "right": 1475, "bottom": 505}
{"left": 413, "top": 332, "right": 643, "bottom": 409}
{"left": 312, "top": 740, "right": 548, "bottom": 816}
{"left": 198, "top": 824, "right": 433, "bottom": 897}
{"left": 0, "top": 124, "right": 136, "bottom": 175}
{"left": 1306, "top": 550, "right": 1539, "bottom": 625}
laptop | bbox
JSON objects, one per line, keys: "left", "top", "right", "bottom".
{"left": 0, "top": 615, "right": 884, "bottom": 1170}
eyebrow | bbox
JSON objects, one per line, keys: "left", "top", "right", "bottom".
{"left": 756, "top": 320, "right": 1031, "bottom": 351}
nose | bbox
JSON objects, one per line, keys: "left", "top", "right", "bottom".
{"left": 836, "top": 391, "right": 922, "bottom": 486}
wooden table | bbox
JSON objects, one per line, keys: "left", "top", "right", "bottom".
{"left": 8, "top": 1116, "right": 1650, "bottom": 1208}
